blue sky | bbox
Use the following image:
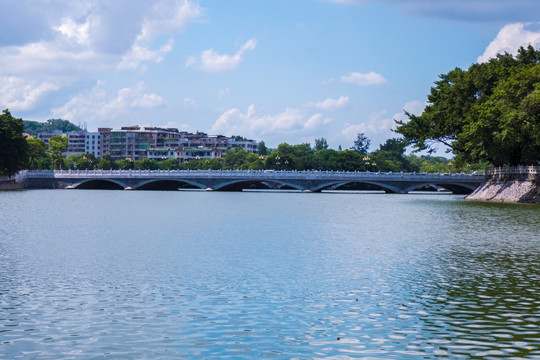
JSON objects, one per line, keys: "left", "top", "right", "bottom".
{"left": 1, "top": 0, "right": 540, "bottom": 151}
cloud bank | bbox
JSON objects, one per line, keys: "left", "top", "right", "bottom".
{"left": 341, "top": 72, "right": 386, "bottom": 86}
{"left": 477, "top": 23, "right": 540, "bottom": 63}
{"left": 185, "top": 39, "right": 258, "bottom": 72}
{"left": 0, "top": 0, "right": 200, "bottom": 114}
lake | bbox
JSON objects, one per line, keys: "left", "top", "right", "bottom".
{"left": 1, "top": 190, "right": 539, "bottom": 359}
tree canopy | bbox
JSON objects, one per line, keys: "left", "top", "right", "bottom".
{"left": 23, "top": 119, "right": 81, "bottom": 136}
{"left": 0, "top": 110, "right": 28, "bottom": 176}
{"left": 395, "top": 45, "right": 540, "bottom": 166}
{"left": 351, "top": 133, "right": 371, "bottom": 154}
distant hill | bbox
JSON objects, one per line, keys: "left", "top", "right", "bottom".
{"left": 23, "top": 119, "right": 81, "bottom": 136}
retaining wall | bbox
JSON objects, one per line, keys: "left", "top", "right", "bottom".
{"left": 466, "top": 166, "right": 540, "bottom": 204}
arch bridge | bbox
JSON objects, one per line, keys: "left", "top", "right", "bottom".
{"left": 20, "top": 169, "right": 483, "bottom": 194}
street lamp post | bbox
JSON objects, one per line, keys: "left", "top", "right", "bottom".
{"left": 363, "top": 156, "right": 370, "bottom": 172}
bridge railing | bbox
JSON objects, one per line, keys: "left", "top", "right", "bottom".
{"left": 485, "top": 166, "right": 539, "bottom": 175}
{"left": 22, "top": 169, "right": 484, "bottom": 181}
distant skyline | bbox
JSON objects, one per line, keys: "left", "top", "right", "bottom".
{"left": 1, "top": 0, "right": 540, "bottom": 150}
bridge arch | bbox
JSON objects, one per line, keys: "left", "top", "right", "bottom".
{"left": 133, "top": 179, "right": 206, "bottom": 190}
{"left": 403, "top": 182, "right": 477, "bottom": 194}
{"left": 213, "top": 179, "right": 304, "bottom": 191}
{"left": 70, "top": 179, "right": 126, "bottom": 190}
{"left": 312, "top": 180, "right": 404, "bottom": 194}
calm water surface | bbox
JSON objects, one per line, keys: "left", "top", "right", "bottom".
{"left": 1, "top": 190, "right": 539, "bottom": 359}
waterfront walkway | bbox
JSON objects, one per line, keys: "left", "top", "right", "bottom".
{"left": 19, "top": 169, "right": 484, "bottom": 194}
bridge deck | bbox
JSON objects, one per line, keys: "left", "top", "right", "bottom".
{"left": 20, "top": 169, "right": 484, "bottom": 194}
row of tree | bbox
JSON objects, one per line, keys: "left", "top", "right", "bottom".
{"left": 24, "top": 133, "right": 482, "bottom": 174}
{"left": 1, "top": 108, "right": 485, "bottom": 176}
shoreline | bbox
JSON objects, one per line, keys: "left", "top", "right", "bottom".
{"left": 465, "top": 166, "right": 540, "bottom": 204}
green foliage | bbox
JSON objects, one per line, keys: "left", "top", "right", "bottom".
{"left": 23, "top": 119, "right": 81, "bottom": 136}
{"left": 275, "top": 143, "right": 313, "bottom": 170}
{"left": 351, "top": 133, "right": 371, "bottom": 154}
{"left": 0, "top": 109, "right": 28, "bottom": 176}
{"left": 116, "top": 159, "right": 134, "bottom": 170}
{"left": 97, "top": 156, "right": 114, "bottom": 170}
{"left": 396, "top": 45, "right": 540, "bottom": 166}
{"left": 26, "top": 138, "right": 48, "bottom": 170}
{"left": 258, "top": 141, "right": 268, "bottom": 156}
{"left": 65, "top": 153, "right": 97, "bottom": 170}
{"left": 265, "top": 152, "right": 296, "bottom": 170}
{"left": 48, "top": 134, "right": 68, "bottom": 169}
{"left": 370, "top": 138, "right": 417, "bottom": 172}
{"left": 314, "top": 137, "right": 329, "bottom": 152}
{"left": 159, "top": 158, "right": 181, "bottom": 170}
{"left": 223, "top": 149, "right": 263, "bottom": 170}
{"left": 135, "top": 158, "right": 160, "bottom": 170}
{"left": 200, "top": 158, "right": 224, "bottom": 170}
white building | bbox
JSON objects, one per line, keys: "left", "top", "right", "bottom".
{"left": 84, "top": 132, "right": 101, "bottom": 158}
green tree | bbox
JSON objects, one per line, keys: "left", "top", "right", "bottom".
{"left": 312, "top": 148, "right": 340, "bottom": 170}
{"left": 370, "top": 138, "right": 417, "bottom": 172}
{"left": 336, "top": 150, "right": 363, "bottom": 171}
{"left": 223, "top": 149, "right": 250, "bottom": 169}
{"left": 265, "top": 152, "right": 296, "bottom": 170}
{"left": 351, "top": 133, "right": 371, "bottom": 154}
{"left": 135, "top": 158, "right": 160, "bottom": 170}
{"left": 199, "top": 158, "right": 223, "bottom": 170}
{"left": 116, "top": 158, "right": 135, "bottom": 170}
{"left": 48, "top": 134, "right": 68, "bottom": 169}
{"left": 0, "top": 109, "right": 28, "bottom": 176}
{"left": 159, "top": 158, "right": 180, "bottom": 170}
{"left": 396, "top": 45, "right": 540, "bottom": 166}
{"left": 26, "top": 138, "right": 48, "bottom": 170}
{"left": 258, "top": 140, "right": 268, "bottom": 156}
{"left": 23, "top": 119, "right": 80, "bottom": 137}
{"left": 95, "top": 155, "right": 115, "bottom": 170}
{"left": 65, "top": 153, "right": 97, "bottom": 170}
{"left": 314, "top": 137, "right": 329, "bottom": 152}
{"left": 276, "top": 143, "right": 313, "bottom": 170}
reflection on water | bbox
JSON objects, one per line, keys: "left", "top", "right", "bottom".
{"left": 1, "top": 190, "right": 539, "bottom": 359}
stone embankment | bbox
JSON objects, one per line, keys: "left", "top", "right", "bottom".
{"left": 0, "top": 176, "right": 23, "bottom": 190}
{"left": 466, "top": 166, "right": 540, "bottom": 204}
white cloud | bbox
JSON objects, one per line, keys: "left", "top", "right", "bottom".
{"left": 477, "top": 23, "right": 540, "bottom": 63}
{"left": 0, "top": 0, "right": 200, "bottom": 86}
{"left": 54, "top": 17, "right": 91, "bottom": 46}
{"left": 186, "top": 38, "right": 257, "bottom": 72}
{"left": 0, "top": 77, "right": 59, "bottom": 111}
{"left": 138, "top": 0, "right": 201, "bottom": 41}
{"left": 308, "top": 96, "right": 350, "bottom": 110}
{"left": 209, "top": 104, "right": 331, "bottom": 138}
{"left": 118, "top": 39, "right": 174, "bottom": 72}
{"left": 340, "top": 110, "right": 392, "bottom": 141}
{"left": 52, "top": 81, "right": 164, "bottom": 123}
{"left": 303, "top": 113, "right": 333, "bottom": 130}
{"left": 338, "top": 100, "right": 424, "bottom": 147}
{"left": 341, "top": 71, "right": 386, "bottom": 86}
{"left": 120, "top": 0, "right": 200, "bottom": 72}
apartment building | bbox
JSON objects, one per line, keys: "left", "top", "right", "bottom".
{"left": 101, "top": 126, "right": 259, "bottom": 161}
{"left": 37, "top": 130, "right": 101, "bottom": 158}
{"left": 37, "top": 126, "right": 259, "bottom": 161}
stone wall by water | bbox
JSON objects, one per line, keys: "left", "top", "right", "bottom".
{"left": 466, "top": 166, "right": 540, "bottom": 204}
{"left": 0, "top": 178, "right": 23, "bottom": 190}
